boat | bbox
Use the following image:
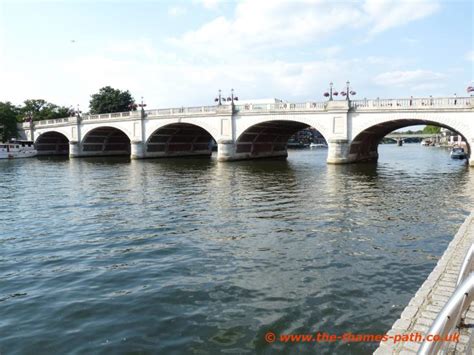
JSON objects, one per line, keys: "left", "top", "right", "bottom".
{"left": 450, "top": 146, "right": 467, "bottom": 160}
{"left": 287, "top": 142, "right": 310, "bottom": 149}
{"left": 310, "top": 143, "right": 328, "bottom": 148}
{"left": 0, "top": 140, "right": 37, "bottom": 159}
{"left": 421, "top": 140, "right": 431, "bottom": 146}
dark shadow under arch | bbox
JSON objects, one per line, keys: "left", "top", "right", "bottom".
{"left": 236, "top": 120, "right": 327, "bottom": 157}
{"left": 35, "top": 132, "right": 69, "bottom": 155}
{"left": 146, "top": 123, "right": 214, "bottom": 157}
{"left": 82, "top": 127, "right": 130, "bottom": 156}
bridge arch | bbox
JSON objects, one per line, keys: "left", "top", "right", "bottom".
{"left": 35, "top": 131, "right": 70, "bottom": 155}
{"left": 235, "top": 119, "right": 329, "bottom": 159}
{"left": 145, "top": 123, "right": 216, "bottom": 158}
{"left": 81, "top": 126, "right": 131, "bottom": 156}
{"left": 349, "top": 118, "right": 471, "bottom": 163}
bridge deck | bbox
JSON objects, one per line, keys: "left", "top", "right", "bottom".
{"left": 374, "top": 212, "right": 474, "bottom": 354}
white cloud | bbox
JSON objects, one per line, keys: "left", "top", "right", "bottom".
{"left": 170, "top": 0, "right": 441, "bottom": 59}
{"left": 195, "top": 0, "right": 222, "bottom": 10}
{"left": 373, "top": 70, "right": 446, "bottom": 89}
{"left": 168, "top": 5, "right": 187, "bottom": 16}
{"left": 169, "top": 1, "right": 366, "bottom": 57}
{"left": 467, "top": 50, "right": 474, "bottom": 61}
{"left": 364, "top": 0, "right": 440, "bottom": 35}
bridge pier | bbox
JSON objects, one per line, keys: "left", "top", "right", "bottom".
{"left": 69, "top": 141, "right": 81, "bottom": 158}
{"left": 326, "top": 139, "right": 353, "bottom": 164}
{"left": 216, "top": 139, "right": 235, "bottom": 161}
{"left": 131, "top": 140, "right": 145, "bottom": 159}
{"left": 217, "top": 139, "right": 288, "bottom": 161}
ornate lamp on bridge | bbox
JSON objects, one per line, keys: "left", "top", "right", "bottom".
{"left": 75, "top": 104, "right": 82, "bottom": 118}
{"left": 138, "top": 97, "right": 147, "bottom": 111}
{"left": 215, "top": 89, "right": 239, "bottom": 106}
{"left": 323, "top": 82, "right": 337, "bottom": 101}
{"left": 324, "top": 81, "right": 356, "bottom": 101}
{"left": 340, "top": 81, "right": 356, "bottom": 101}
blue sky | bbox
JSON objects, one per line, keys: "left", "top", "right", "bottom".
{"left": 0, "top": 0, "right": 473, "bottom": 111}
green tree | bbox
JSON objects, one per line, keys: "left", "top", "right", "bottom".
{"left": 89, "top": 86, "right": 135, "bottom": 114}
{"left": 422, "top": 125, "right": 441, "bottom": 134}
{"left": 21, "top": 99, "right": 70, "bottom": 121}
{"left": 0, "top": 102, "right": 20, "bottom": 141}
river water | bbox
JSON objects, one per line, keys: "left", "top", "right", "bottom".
{"left": 1, "top": 144, "right": 473, "bottom": 354}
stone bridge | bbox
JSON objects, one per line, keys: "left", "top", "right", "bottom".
{"left": 19, "top": 96, "right": 474, "bottom": 166}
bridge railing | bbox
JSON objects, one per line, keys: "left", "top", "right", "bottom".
{"left": 235, "top": 102, "right": 326, "bottom": 112}
{"left": 84, "top": 111, "right": 139, "bottom": 121}
{"left": 26, "top": 96, "right": 473, "bottom": 128}
{"left": 145, "top": 105, "right": 218, "bottom": 116}
{"left": 418, "top": 243, "right": 474, "bottom": 355}
{"left": 350, "top": 97, "right": 472, "bottom": 109}
{"left": 33, "top": 117, "right": 70, "bottom": 127}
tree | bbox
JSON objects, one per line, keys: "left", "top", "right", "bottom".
{"left": 21, "top": 99, "right": 70, "bottom": 121}
{"left": 0, "top": 102, "right": 20, "bottom": 141}
{"left": 423, "top": 125, "right": 441, "bottom": 134}
{"left": 89, "top": 86, "right": 135, "bottom": 114}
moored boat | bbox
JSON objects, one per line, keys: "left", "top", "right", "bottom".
{"left": 450, "top": 146, "right": 467, "bottom": 160}
{"left": 310, "top": 143, "right": 328, "bottom": 148}
{"left": 0, "top": 140, "right": 37, "bottom": 159}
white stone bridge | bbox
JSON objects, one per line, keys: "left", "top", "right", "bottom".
{"left": 19, "top": 96, "right": 474, "bottom": 166}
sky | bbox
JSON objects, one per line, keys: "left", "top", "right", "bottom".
{"left": 0, "top": 0, "right": 473, "bottom": 112}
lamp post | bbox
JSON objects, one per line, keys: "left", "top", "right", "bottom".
{"left": 138, "top": 97, "right": 147, "bottom": 111}
{"left": 324, "top": 82, "right": 339, "bottom": 100}
{"left": 75, "top": 104, "right": 82, "bottom": 119}
{"left": 215, "top": 89, "right": 223, "bottom": 105}
{"left": 215, "top": 89, "right": 239, "bottom": 105}
{"left": 323, "top": 82, "right": 335, "bottom": 101}
{"left": 340, "top": 81, "right": 356, "bottom": 101}
{"left": 325, "top": 81, "right": 356, "bottom": 101}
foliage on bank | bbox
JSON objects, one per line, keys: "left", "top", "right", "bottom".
{"left": 0, "top": 86, "right": 136, "bottom": 141}
{"left": 0, "top": 102, "right": 20, "bottom": 141}
{"left": 0, "top": 99, "right": 72, "bottom": 141}
{"left": 89, "top": 86, "right": 135, "bottom": 114}
{"left": 423, "top": 125, "right": 442, "bottom": 134}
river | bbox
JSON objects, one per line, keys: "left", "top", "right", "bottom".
{"left": 1, "top": 144, "right": 473, "bottom": 354}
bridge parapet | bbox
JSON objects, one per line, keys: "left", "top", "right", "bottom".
{"left": 32, "top": 117, "right": 71, "bottom": 128}
{"left": 85, "top": 111, "right": 139, "bottom": 121}
{"left": 235, "top": 101, "right": 326, "bottom": 113}
{"left": 145, "top": 105, "right": 221, "bottom": 117}
{"left": 27, "top": 96, "right": 473, "bottom": 129}
{"left": 350, "top": 97, "right": 473, "bottom": 110}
